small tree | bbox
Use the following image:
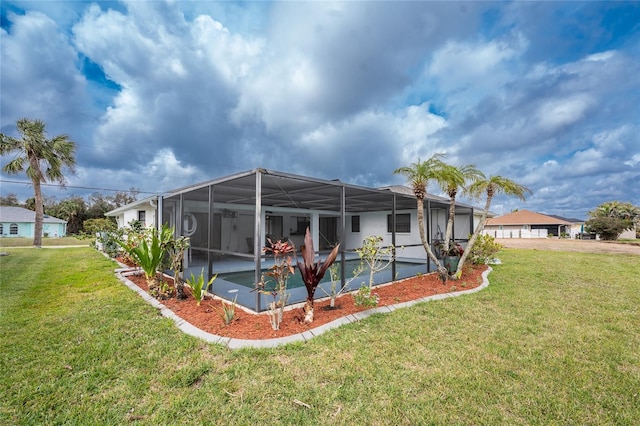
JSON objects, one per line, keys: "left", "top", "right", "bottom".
{"left": 256, "top": 238, "right": 296, "bottom": 330}
{"left": 165, "top": 233, "right": 191, "bottom": 299}
{"left": 353, "top": 236, "right": 394, "bottom": 306}
{"left": 322, "top": 262, "right": 364, "bottom": 309}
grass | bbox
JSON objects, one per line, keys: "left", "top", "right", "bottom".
{"left": 0, "top": 236, "right": 90, "bottom": 247}
{"left": 1, "top": 247, "right": 639, "bottom": 424}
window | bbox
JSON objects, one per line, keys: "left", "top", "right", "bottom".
{"left": 0, "top": 224, "right": 3, "bottom": 234}
{"left": 387, "top": 214, "right": 411, "bottom": 233}
{"left": 294, "top": 216, "right": 310, "bottom": 235}
{"left": 351, "top": 215, "right": 360, "bottom": 233}
{"left": 138, "top": 210, "right": 146, "bottom": 223}
{"left": 10, "top": 223, "right": 18, "bottom": 235}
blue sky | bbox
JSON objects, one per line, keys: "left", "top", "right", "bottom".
{"left": 1, "top": 1, "right": 639, "bottom": 219}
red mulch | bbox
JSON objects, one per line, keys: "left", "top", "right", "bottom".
{"left": 123, "top": 264, "right": 487, "bottom": 340}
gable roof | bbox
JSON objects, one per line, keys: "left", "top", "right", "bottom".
{"left": 104, "top": 196, "right": 158, "bottom": 217}
{"left": 486, "top": 209, "right": 571, "bottom": 226}
{"left": 0, "top": 206, "right": 67, "bottom": 224}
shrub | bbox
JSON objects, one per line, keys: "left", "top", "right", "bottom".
{"left": 118, "top": 227, "right": 165, "bottom": 290}
{"left": 186, "top": 269, "right": 217, "bottom": 306}
{"left": 83, "top": 218, "right": 117, "bottom": 236}
{"left": 221, "top": 296, "right": 237, "bottom": 325}
{"left": 585, "top": 217, "right": 630, "bottom": 240}
{"left": 469, "top": 234, "right": 503, "bottom": 264}
{"left": 353, "top": 284, "right": 379, "bottom": 307}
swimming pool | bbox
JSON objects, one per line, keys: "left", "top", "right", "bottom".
{"left": 217, "top": 259, "right": 424, "bottom": 290}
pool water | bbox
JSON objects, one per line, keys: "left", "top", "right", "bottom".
{"left": 217, "top": 259, "right": 421, "bottom": 290}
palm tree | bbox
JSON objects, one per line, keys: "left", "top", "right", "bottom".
{"left": 434, "top": 163, "right": 483, "bottom": 254}
{"left": 454, "top": 174, "right": 531, "bottom": 277}
{"left": 393, "top": 154, "right": 448, "bottom": 279}
{"left": 0, "top": 118, "right": 76, "bottom": 247}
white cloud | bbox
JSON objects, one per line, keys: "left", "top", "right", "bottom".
{"left": 427, "top": 33, "right": 527, "bottom": 103}
{"left": 536, "top": 94, "right": 594, "bottom": 133}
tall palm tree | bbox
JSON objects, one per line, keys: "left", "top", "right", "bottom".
{"left": 434, "top": 163, "right": 483, "bottom": 254}
{"left": 454, "top": 174, "right": 531, "bottom": 277}
{"left": 0, "top": 118, "right": 76, "bottom": 247}
{"left": 393, "top": 154, "right": 448, "bottom": 278}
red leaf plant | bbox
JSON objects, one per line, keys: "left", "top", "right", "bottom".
{"left": 296, "top": 227, "right": 340, "bottom": 324}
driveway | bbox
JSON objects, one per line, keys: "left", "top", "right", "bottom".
{"left": 495, "top": 238, "right": 640, "bottom": 255}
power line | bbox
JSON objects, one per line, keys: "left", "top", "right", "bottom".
{"left": 0, "top": 179, "right": 158, "bottom": 195}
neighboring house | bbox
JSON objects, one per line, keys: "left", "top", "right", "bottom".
{"left": 0, "top": 206, "right": 67, "bottom": 238}
{"left": 104, "top": 196, "right": 158, "bottom": 229}
{"left": 483, "top": 209, "right": 572, "bottom": 238}
{"left": 107, "top": 168, "right": 484, "bottom": 311}
{"left": 547, "top": 214, "right": 586, "bottom": 239}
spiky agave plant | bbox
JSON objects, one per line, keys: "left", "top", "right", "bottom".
{"left": 297, "top": 227, "right": 340, "bottom": 324}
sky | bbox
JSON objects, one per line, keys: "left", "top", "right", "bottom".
{"left": 1, "top": 1, "right": 639, "bottom": 219}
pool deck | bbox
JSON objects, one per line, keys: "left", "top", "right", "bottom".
{"left": 115, "top": 266, "right": 492, "bottom": 350}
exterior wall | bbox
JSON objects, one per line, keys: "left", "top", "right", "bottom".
{"left": 345, "top": 209, "right": 426, "bottom": 259}
{"left": 569, "top": 224, "right": 583, "bottom": 239}
{"left": 0, "top": 222, "right": 66, "bottom": 238}
{"left": 483, "top": 226, "right": 548, "bottom": 238}
{"left": 619, "top": 228, "right": 636, "bottom": 239}
{"left": 0, "top": 222, "right": 30, "bottom": 237}
{"left": 113, "top": 207, "right": 156, "bottom": 229}
{"left": 42, "top": 223, "right": 66, "bottom": 237}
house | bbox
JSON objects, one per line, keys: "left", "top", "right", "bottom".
{"left": 546, "top": 214, "right": 586, "bottom": 239}
{"left": 107, "top": 168, "right": 478, "bottom": 311}
{"left": 104, "top": 196, "right": 158, "bottom": 229}
{"left": 483, "top": 209, "right": 572, "bottom": 238}
{"left": 0, "top": 206, "right": 67, "bottom": 238}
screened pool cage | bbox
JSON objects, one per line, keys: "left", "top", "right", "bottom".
{"left": 159, "top": 168, "right": 474, "bottom": 312}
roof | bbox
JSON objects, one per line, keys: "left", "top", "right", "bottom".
{"left": 0, "top": 206, "right": 67, "bottom": 224}
{"left": 546, "top": 214, "right": 584, "bottom": 223}
{"left": 104, "top": 196, "right": 158, "bottom": 217}
{"left": 379, "top": 185, "right": 493, "bottom": 215}
{"left": 150, "top": 168, "right": 474, "bottom": 214}
{"left": 486, "top": 209, "right": 572, "bottom": 226}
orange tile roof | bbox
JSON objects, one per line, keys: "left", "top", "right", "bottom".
{"left": 485, "top": 209, "right": 572, "bottom": 225}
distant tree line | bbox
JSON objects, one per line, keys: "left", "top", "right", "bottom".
{"left": 0, "top": 190, "right": 138, "bottom": 235}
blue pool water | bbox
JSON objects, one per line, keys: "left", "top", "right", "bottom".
{"left": 218, "top": 259, "right": 421, "bottom": 290}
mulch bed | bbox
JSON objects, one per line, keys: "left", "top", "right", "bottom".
{"left": 123, "top": 263, "right": 487, "bottom": 340}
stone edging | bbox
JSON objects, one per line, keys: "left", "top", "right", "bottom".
{"left": 115, "top": 267, "right": 492, "bottom": 349}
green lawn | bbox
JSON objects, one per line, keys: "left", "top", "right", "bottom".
{"left": 0, "top": 236, "right": 90, "bottom": 248}
{"left": 1, "top": 247, "right": 638, "bottom": 424}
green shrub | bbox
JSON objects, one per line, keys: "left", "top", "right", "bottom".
{"left": 118, "top": 227, "right": 165, "bottom": 288}
{"left": 353, "top": 284, "right": 379, "bottom": 307}
{"left": 187, "top": 269, "right": 216, "bottom": 306}
{"left": 83, "top": 218, "right": 117, "bottom": 236}
{"left": 469, "top": 234, "right": 503, "bottom": 264}
{"left": 221, "top": 296, "right": 237, "bottom": 325}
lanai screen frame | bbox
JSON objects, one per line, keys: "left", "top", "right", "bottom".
{"left": 159, "top": 168, "right": 467, "bottom": 312}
